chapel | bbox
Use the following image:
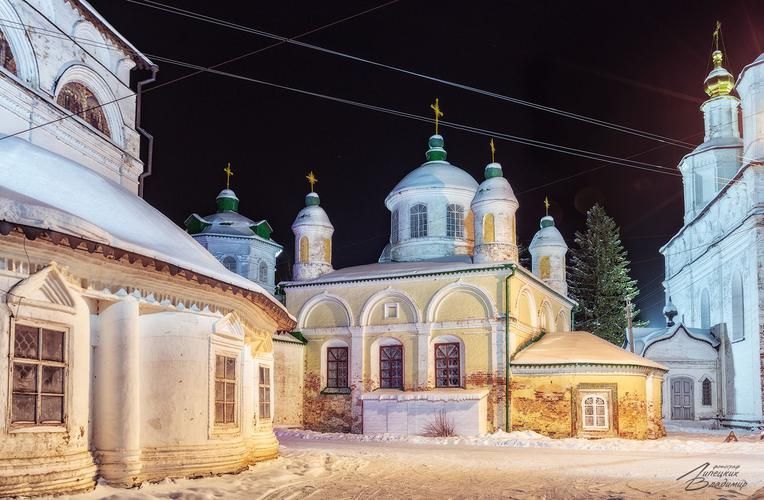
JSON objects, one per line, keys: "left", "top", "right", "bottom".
{"left": 0, "top": 0, "right": 295, "bottom": 496}
{"left": 280, "top": 122, "right": 665, "bottom": 438}
{"left": 630, "top": 29, "right": 764, "bottom": 430}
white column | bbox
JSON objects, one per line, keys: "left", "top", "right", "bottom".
{"left": 416, "top": 323, "right": 430, "bottom": 388}
{"left": 349, "top": 326, "right": 364, "bottom": 432}
{"left": 93, "top": 295, "right": 141, "bottom": 484}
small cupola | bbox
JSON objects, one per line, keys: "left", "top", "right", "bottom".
{"left": 216, "top": 189, "right": 239, "bottom": 213}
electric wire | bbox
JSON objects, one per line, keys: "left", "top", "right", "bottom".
{"left": 121, "top": 0, "right": 699, "bottom": 150}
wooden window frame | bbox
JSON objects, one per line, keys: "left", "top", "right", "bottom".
{"left": 258, "top": 365, "right": 271, "bottom": 420}
{"left": 0, "top": 29, "right": 18, "bottom": 76}
{"left": 326, "top": 347, "right": 349, "bottom": 389}
{"left": 55, "top": 81, "right": 111, "bottom": 137}
{"left": 434, "top": 342, "right": 461, "bottom": 388}
{"left": 379, "top": 344, "right": 403, "bottom": 389}
{"left": 10, "top": 323, "right": 67, "bottom": 428}
{"left": 214, "top": 354, "right": 237, "bottom": 425}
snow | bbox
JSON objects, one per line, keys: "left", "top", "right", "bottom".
{"left": 274, "top": 428, "right": 764, "bottom": 455}
{"left": 61, "top": 428, "right": 764, "bottom": 499}
{"left": 388, "top": 160, "right": 478, "bottom": 196}
{"left": 0, "top": 136, "right": 290, "bottom": 316}
{"left": 512, "top": 331, "right": 668, "bottom": 370}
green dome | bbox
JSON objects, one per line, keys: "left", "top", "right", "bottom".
{"left": 425, "top": 134, "right": 447, "bottom": 162}
{"left": 305, "top": 192, "right": 321, "bottom": 206}
{"left": 216, "top": 189, "right": 239, "bottom": 213}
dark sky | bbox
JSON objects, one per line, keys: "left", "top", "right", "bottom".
{"left": 89, "top": 0, "right": 764, "bottom": 325}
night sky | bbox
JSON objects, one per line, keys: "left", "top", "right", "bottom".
{"left": 89, "top": 0, "right": 764, "bottom": 325}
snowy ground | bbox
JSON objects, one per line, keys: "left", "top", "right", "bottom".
{"left": 59, "top": 427, "right": 764, "bottom": 499}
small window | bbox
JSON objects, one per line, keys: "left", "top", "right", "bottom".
{"left": 258, "top": 261, "right": 268, "bottom": 283}
{"left": 731, "top": 273, "right": 744, "bottom": 341}
{"left": 11, "top": 324, "right": 66, "bottom": 425}
{"left": 0, "top": 30, "right": 17, "bottom": 76}
{"left": 482, "top": 213, "right": 495, "bottom": 243}
{"left": 222, "top": 256, "right": 237, "bottom": 273}
{"left": 326, "top": 347, "right": 348, "bottom": 389}
{"left": 702, "top": 378, "right": 712, "bottom": 406}
{"left": 582, "top": 393, "right": 609, "bottom": 430}
{"left": 410, "top": 204, "right": 428, "bottom": 238}
{"left": 539, "top": 256, "right": 551, "bottom": 279}
{"left": 383, "top": 303, "right": 399, "bottom": 319}
{"left": 323, "top": 238, "right": 332, "bottom": 263}
{"left": 391, "top": 209, "right": 399, "bottom": 244}
{"left": 380, "top": 345, "right": 403, "bottom": 389}
{"left": 259, "top": 366, "right": 271, "bottom": 419}
{"left": 435, "top": 342, "right": 460, "bottom": 388}
{"left": 446, "top": 204, "right": 464, "bottom": 238}
{"left": 299, "top": 236, "right": 309, "bottom": 263}
{"left": 214, "top": 355, "right": 236, "bottom": 425}
{"left": 56, "top": 82, "right": 111, "bottom": 137}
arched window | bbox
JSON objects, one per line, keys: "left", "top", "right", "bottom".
{"left": 482, "top": 213, "right": 495, "bottom": 243}
{"left": 56, "top": 82, "right": 111, "bottom": 137}
{"left": 701, "top": 378, "right": 712, "bottom": 406}
{"left": 222, "top": 256, "right": 237, "bottom": 273}
{"left": 446, "top": 204, "right": 464, "bottom": 238}
{"left": 582, "top": 393, "right": 609, "bottom": 430}
{"left": 299, "top": 236, "right": 309, "bottom": 263}
{"left": 410, "top": 203, "right": 427, "bottom": 238}
{"left": 731, "top": 273, "right": 744, "bottom": 341}
{"left": 323, "top": 238, "right": 332, "bottom": 263}
{"left": 391, "top": 209, "right": 399, "bottom": 244}
{"left": 700, "top": 289, "right": 710, "bottom": 329}
{"left": 258, "top": 261, "right": 268, "bottom": 283}
{"left": 539, "top": 256, "right": 551, "bottom": 279}
{"left": 0, "top": 30, "right": 17, "bottom": 75}
{"left": 380, "top": 344, "right": 403, "bottom": 389}
{"left": 434, "top": 342, "right": 460, "bottom": 388}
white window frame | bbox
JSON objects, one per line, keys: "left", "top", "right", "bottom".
{"left": 208, "top": 337, "right": 242, "bottom": 437}
{"left": 581, "top": 391, "right": 609, "bottom": 431}
{"left": 383, "top": 302, "right": 399, "bottom": 319}
{"left": 446, "top": 204, "right": 464, "bottom": 238}
{"left": 410, "top": 203, "right": 428, "bottom": 238}
{"left": 258, "top": 364, "right": 272, "bottom": 421}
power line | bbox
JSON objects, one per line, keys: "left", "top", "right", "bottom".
{"left": 121, "top": 0, "right": 699, "bottom": 151}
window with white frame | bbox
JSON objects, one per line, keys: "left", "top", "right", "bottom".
{"left": 383, "top": 303, "right": 399, "bottom": 319}
{"left": 582, "top": 392, "right": 609, "bottom": 430}
{"left": 11, "top": 323, "right": 66, "bottom": 425}
{"left": 214, "top": 354, "right": 236, "bottom": 425}
{"left": 446, "top": 204, "right": 464, "bottom": 238}
{"left": 410, "top": 203, "right": 428, "bottom": 238}
{"left": 702, "top": 378, "right": 712, "bottom": 406}
{"left": 259, "top": 366, "right": 271, "bottom": 419}
{"left": 222, "top": 256, "right": 237, "bottom": 273}
{"left": 258, "top": 261, "right": 268, "bottom": 283}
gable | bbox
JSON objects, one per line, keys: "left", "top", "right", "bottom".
{"left": 644, "top": 327, "right": 717, "bottom": 361}
{"left": 8, "top": 263, "right": 77, "bottom": 312}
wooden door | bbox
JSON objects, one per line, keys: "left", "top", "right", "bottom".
{"left": 671, "top": 378, "right": 694, "bottom": 420}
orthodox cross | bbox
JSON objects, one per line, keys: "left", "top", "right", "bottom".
{"left": 430, "top": 98, "right": 444, "bottom": 135}
{"left": 223, "top": 162, "right": 234, "bottom": 189}
{"left": 544, "top": 196, "right": 550, "bottom": 216}
{"left": 490, "top": 138, "right": 496, "bottom": 163}
{"left": 713, "top": 21, "right": 721, "bottom": 51}
{"left": 306, "top": 171, "right": 318, "bottom": 192}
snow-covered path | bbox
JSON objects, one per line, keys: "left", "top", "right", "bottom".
{"left": 63, "top": 430, "right": 764, "bottom": 499}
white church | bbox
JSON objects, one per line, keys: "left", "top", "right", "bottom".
{"left": 0, "top": 0, "right": 296, "bottom": 497}
{"left": 629, "top": 40, "right": 764, "bottom": 430}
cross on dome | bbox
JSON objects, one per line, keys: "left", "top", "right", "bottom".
{"left": 430, "top": 98, "right": 444, "bottom": 135}
{"left": 306, "top": 171, "right": 318, "bottom": 192}
{"left": 223, "top": 162, "right": 234, "bottom": 189}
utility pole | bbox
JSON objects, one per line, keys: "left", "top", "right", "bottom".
{"left": 625, "top": 299, "right": 634, "bottom": 353}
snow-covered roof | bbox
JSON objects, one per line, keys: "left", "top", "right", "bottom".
{"left": 529, "top": 216, "right": 567, "bottom": 251}
{"left": 282, "top": 259, "right": 511, "bottom": 287}
{"left": 0, "top": 136, "right": 292, "bottom": 323}
{"left": 388, "top": 160, "right": 479, "bottom": 197}
{"left": 471, "top": 173, "right": 517, "bottom": 206}
{"left": 512, "top": 331, "right": 667, "bottom": 370}
{"left": 626, "top": 323, "right": 718, "bottom": 356}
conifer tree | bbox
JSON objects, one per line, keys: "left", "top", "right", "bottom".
{"left": 568, "top": 204, "right": 639, "bottom": 345}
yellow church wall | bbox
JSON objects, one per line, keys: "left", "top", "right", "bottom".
{"left": 510, "top": 371, "right": 665, "bottom": 439}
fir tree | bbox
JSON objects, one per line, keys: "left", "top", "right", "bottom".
{"left": 568, "top": 204, "right": 639, "bottom": 345}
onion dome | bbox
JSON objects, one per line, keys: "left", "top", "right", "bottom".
{"left": 293, "top": 192, "right": 332, "bottom": 228}
{"left": 386, "top": 135, "right": 478, "bottom": 199}
{"left": 185, "top": 188, "right": 274, "bottom": 239}
{"left": 705, "top": 50, "right": 735, "bottom": 98}
{"left": 472, "top": 162, "right": 518, "bottom": 206}
{"left": 662, "top": 296, "right": 678, "bottom": 327}
{"left": 216, "top": 188, "right": 239, "bottom": 212}
{"left": 529, "top": 216, "right": 567, "bottom": 251}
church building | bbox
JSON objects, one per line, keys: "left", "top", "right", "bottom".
{"left": 631, "top": 30, "right": 764, "bottom": 430}
{"left": 281, "top": 121, "right": 665, "bottom": 439}
{"left": 0, "top": 1, "right": 295, "bottom": 496}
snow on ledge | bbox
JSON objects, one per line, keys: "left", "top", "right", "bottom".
{"left": 360, "top": 389, "right": 490, "bottom": 402}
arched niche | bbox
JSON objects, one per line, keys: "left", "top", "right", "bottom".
{"left": 0, "top": 0, "right": 39, "bottom": 85}
{"left": 299, "top": 294, "right": 352, "bottom": 329}
{"left": 427, "top": 283, "right": 494, "bottom": 323}
{"left": 359, "top": 288, "right": 420, "bottom": 326}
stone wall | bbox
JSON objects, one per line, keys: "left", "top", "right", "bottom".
{"left": 273, "top": 339, "right": 304, "bottom": 426}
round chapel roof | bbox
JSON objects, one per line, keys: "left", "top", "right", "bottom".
{"left": 471, "top": 163, "right": 518, "bottom": 206}
{"left": 292, "top": 191, "right": 333, "bottom": 229}
{"left": 386, "top": 135, "right": 478, "bottom": 204}
{"left": 529, "top": 215, "right": 567, "bottom": 251}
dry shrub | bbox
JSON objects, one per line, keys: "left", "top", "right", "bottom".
{"left": 422, "top": 409, "right": 456, "bottom": 437}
